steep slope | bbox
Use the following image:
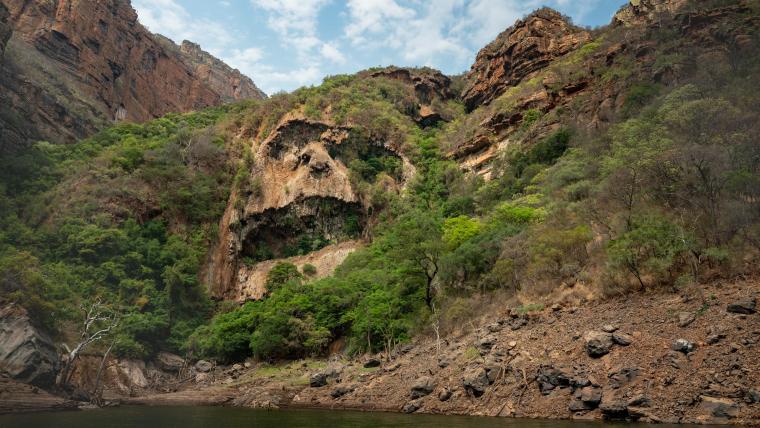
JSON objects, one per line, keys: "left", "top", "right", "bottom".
{"left": 0, "top": 0, "right": 265, "bottom": 147}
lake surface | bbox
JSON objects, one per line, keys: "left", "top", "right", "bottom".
{"left": 0, "top": 406, "right": 684, "bottom": 428}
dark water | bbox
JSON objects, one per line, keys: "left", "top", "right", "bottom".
{"left": 0, "top": 406, "right": 683, "bottom": 428}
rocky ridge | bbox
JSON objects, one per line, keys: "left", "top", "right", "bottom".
{"left": 461, "top": 8, "right": 591, "bottom": 112}
{"left": 0, "top": 0, "right": 265, "bottom": 147}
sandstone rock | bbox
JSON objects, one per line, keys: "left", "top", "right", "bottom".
{"left": 0, "top": 304, "right": 58, "bottom": 387}
{"left": 309, "top": 372, "right": 328, "bottom": 388}
{"left": 462, "top": 8, "right": 591, "bottom": 111}
{"left": 584, "top": 331, "right": 614, "bottom": 357}
{"left": 672, "top": 339, "right": 695, "bottom": 354}
{"left": 462, "top": 368, "right": 489, "bottom": 397}
{"left": 727, "top": 299, "right": 757, "bottom": 314}
{"left": 677, "top": 312, "right": 696, "bottom": 327}
{"left": 612, "top": 332, "right": 633, "bottom": 346}
{"left": 156, "top": 352, "right": 184, "bottom": 372}
{"left": 195, "top": 360, "right": 214, "bottom": 373}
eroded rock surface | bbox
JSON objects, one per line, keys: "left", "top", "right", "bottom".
{"left": 0, "top": 304, "right": 58, "bottom": 387}
{"left": 461, "top": 8, "right": 591, "bottom": 111}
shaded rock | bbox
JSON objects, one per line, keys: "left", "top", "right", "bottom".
{"left": 195, "top": 360, "right": 214, "bottom": 373}
{"left": 584, "top": 331, "right": 614, "bottom": 357}
{"left": 628, "top": 395, "right": 651, "bottom": 407}
{"left": 0, "top": 304, "right": 58, "bottom": 387}
{"left": 580, "top": 386, "right": 602, "bottom": 406}
{"left": 569, "top": 399, "right": 594, "bottom": 412}
{"left": 727, "top": 299, "right": 756, "bottom": 314}
{"left": 699, "top": 396, "right": 738, "bottom": 421}
{"left": 537, "top": 364, "right": 573, "bottom": 394}
{"left": 309, "top": 372, "right": 328, "bottom": 388}
{"left": 411, "top": 376, "right": 436, "bottom": 399}
{"left": 612, "top": 332, "right": 633, "bottom": 346}
{"left": 608, "top": 367, "right": 639, "bottom": 389}
{"left": 672, "top": 339, "right": 695, "bottom": 354}
{"left": 600, "top": 400, "right": 629, "bottom": 419}
{"left": 664, "top": 350, "right": 688, "bottom": 369}
{"left": 747, "top": 388, "right": 760, "bottom": 403}
{"left": 678, "top": 312, "right": 696, "bottom": 327}
{"left": 438, "top": 388, "right": 452, "bottom": 402}
{"left": 462, "top": 368, "right": 489, "bottom": 397}
{"left": 363, "top": 358, "right": 381, "bottom": 368}
{"left": 156, "top": 352, "right": 185, "bottom": 372}
{"left": 402, "top": 402, "right": 419, "bottom": 413}
{"left": 476, "top": 336, "right": 496, "bottom": 353}
{"left": 330, "top": 385, "right": 355, "bottom": 398}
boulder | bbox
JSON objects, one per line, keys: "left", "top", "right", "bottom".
{"left": 462, "top": 368, "right": 489, "bottom": 397}
{"left": 600, "top": 400, "right": 629, "bottom": 419}
{"left": 402, "top": 402, "right": 420, "bottom": 413}
{"left": 672, "top": 339, "right": 695, "bottom": 354}
{"left": 727, "top": 299, "right": 757, "bottom": 314}
{"left": 699, "top": 396, "right": 739, "bottom": 422}
{"left": 612, "top": 332, "right": 633, "bottom": 346}
{"left": 0, "top": 304, "right": 58, "bottom": 387}
{"left": 309, "top": 372, "right": 328, "bottom": 388}
{"left": 747, "top": 388, "right": 760, "bottom": 403}
{"left": 584, "top": 331, "right": 614, "bottom": 357}
{"left": 195, "top": 360, "right": 214, "bottom": 373}
{"left": 580, "top": 386, "right": 602, "bottom": 406}
{"left": 410, "top": 376, "right": 436, "bottom": 399}
{"left": 330, "top": 384, "right": 355, "bottom": 398}
{"left": 537, "top": 364, "right": 573, "bottom": 394}
{"left": 156, "top": 352, "right": 184, "bottom": 372}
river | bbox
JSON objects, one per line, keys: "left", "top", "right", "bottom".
{"left": 0, "top": 406, "right": 689, "bottom": 428}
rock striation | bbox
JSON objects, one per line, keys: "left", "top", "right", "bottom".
{"left": 0, "top": 304, "right": 58, "bottom": 387}
{"left": 461, "top": 8, "right": 590, "bottom": 111}
{"left": 0, "top": 0, "right": 265, "bottom": 147}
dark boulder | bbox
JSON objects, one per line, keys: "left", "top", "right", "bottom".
{"left": 584, "top": 331, "right": 614, "bottom": 357}
{"left": 309, "top": 372, "right": 328, "bottom": 388}
{"left": 462, "top": 368, "right": 489, "bottom": 397}
{"left": 363, "top": 358, "right": 381, "bottom": 368}
{"left": 410, "top": 376, "right": 436, "bottom": 399}
{"left": 672, "top": 339, "right": 695, "bottom": 354}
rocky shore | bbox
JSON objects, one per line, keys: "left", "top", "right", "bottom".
{"left": 5, "top": 279, "right": 753, "bottom": 424}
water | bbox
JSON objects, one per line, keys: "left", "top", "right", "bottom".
{"left": 0, "top": 406, "right": 682, "bottom": 428}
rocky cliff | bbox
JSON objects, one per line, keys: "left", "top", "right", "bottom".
{"left": 0, "top": 0, "right": 265, "bottom": 147}
{"left": 0, "top": 2, "right": 9, "bottom": 56}
{"left": 461, "top": 8, "right": 591, "bottom": 112}
{"left": 0, "top": 304, "right": 58, "bottom": 388}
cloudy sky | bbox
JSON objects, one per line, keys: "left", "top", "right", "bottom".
{"left": 134, "top": 0, "right": 629, "bottom": 95}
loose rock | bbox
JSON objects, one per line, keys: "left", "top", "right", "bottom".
{"left": 612, "top": 332, "right": 633, "bottom": 346}
{"left": 402, "top": 402, "right": 419, "bottom": 413}
{"left": 677, "top": 312, "right": 696, "bottom": 327}
{"left": 309, "top": 373, "right": 328, "bottom": 388}
{"left": 672, "top": 339, "right": 695, "bottom": 354}
{"left": 195, "top": 360, "right": 214, "bottom": 373}
{"left": 462, "top": 368, "right": 489, "bottom": 397}
{"left": 584, "top": 331, "right": 614, "bottom": 357}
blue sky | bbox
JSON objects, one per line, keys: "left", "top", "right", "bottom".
{"left": 134, "top": 0, "right": 629, "bottom": 95}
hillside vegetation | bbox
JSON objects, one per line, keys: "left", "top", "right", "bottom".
{"left": 0, "top": 0, "right": 758, "bottom": 366}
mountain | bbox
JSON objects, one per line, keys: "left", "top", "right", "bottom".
{"left": 0, "top": 0, "right": 759, "bottom": 423}
{"left": 0, "top": 0, "right": 265, "bottom": 147}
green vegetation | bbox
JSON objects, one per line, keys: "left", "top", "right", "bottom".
{"left": 3, "top": 2, "right": 759, "bottom": 366}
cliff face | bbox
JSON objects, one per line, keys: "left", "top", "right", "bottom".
{"left": 0, "top": 0, "right": 265, "bottom": 147}
{"left": 0, "top": 3, "right": 9, "bottom": 56}
{"left": 461, "top": 8, "right": 590, "bottom": 112}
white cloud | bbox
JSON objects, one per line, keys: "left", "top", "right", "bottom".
{"left": 320, "top": 42, "right": 346, "bottom": 64}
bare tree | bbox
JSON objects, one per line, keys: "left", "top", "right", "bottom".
{"left": 57, "top": 300, "right": 119, "bottom": 389}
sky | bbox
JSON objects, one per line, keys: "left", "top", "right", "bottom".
{"left": 133, "top": 0, "right": 630, "bottom": 95}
